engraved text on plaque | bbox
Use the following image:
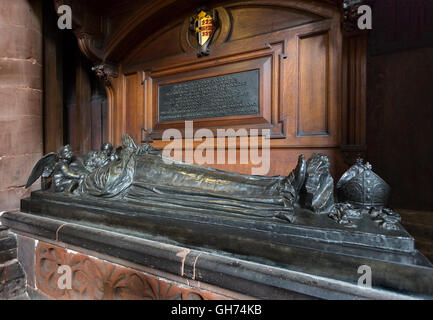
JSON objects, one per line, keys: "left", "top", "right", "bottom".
{"left": 158, "top": 69, "right": 259, "bottom": 122}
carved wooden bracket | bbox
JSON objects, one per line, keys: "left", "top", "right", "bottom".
{"left": 91, "top": 63, "right": 119, "bottom": 87}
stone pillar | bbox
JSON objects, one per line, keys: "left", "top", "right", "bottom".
{"left": 0, "top": 0, "right": 43, "bottom": 212}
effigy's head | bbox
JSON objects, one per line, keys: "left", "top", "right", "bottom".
{"left": 101, "top": 142, "right": 114, "bottom": 155}
{"left": 58, "top": 145, "right": 74, "bottom": 161}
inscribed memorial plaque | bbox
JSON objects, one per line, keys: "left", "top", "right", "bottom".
{"left": 158, "top": 69, "right": 259, "bottom": 122}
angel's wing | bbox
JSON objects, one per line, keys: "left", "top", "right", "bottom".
{"left": 25, "top": 153, "right": 57, "bottom": 188}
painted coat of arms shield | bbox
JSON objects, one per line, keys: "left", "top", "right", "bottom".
{"left": 189, "top": 8, "right": 219, "bottom": 57}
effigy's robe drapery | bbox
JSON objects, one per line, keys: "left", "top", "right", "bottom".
{"left": 126, "top": 155, "right": 291, "bottom": 217}
{"left": 77, "top": 146, "right": 293, "bottom": 218}
{"left": 78, "top": 147, "right": 136, "bottom": 198}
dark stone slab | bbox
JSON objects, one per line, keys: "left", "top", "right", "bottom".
{"left": 183, "top": 251, "right": 201, "bottom": 280}
{"left": 0, "top": 248, "right": 16, "bottom": 264}
{"left": 0, "top": 225, "right": 9, "bottom": 239}
{"left": 16, "top": 234, "right": 35, "bottom": 289}
{"left": 193, "top": 246, "right": 433, "bottom": 299}
{"left": 58, "top": 223, "right": 186, "bottom": 277}
{"left": 3, "top": 210, "right": 433, "bottom": 299}
{"left": 20, "top": 191, "right": 428, "bottom": 266}
{"left": 0, "top": 260, "right": 27, "bottom": 299}
{"left": 1, "top": 209, "right": 62, "bottom": 241}
{"left": 0, "top": 233, "right": 17, "bottom": 253}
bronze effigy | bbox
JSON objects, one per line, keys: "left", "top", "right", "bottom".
{"left": 22, "top": 134, "right": 431, "bottom": 278}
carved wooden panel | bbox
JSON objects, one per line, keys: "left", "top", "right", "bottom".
{"left": 124, "top": 73, "right": 141, "bottom": 142}
{"left": 130, "top": 22, "right": 185, "bottom": 64}
{"left": 341, "top": 34, "right": 367, "bottom": 164}
{"left": 226, "top": 5, "right": 321, "bottom": 41}
{"left": 53, "top": 0, "right": 349, "bottom": 178}
{"left": 35, "top": 242, "right": 230, "bottom": 300}
{"left": 297, "top": 31, "right": 330, "bottom": 137}
{"left": 115, "top": 1, "right": 342, "bottom": 150}
{"left": 146, "top": 46, "right": 284, "bottom": 139}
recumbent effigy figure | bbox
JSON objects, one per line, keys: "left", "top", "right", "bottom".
{"left": 26, "top": 134, "right": 399, "bottom": 229}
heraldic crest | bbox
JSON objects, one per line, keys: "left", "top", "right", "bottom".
{"left": 189, "top": 8, "right": 219, "bottom": 57}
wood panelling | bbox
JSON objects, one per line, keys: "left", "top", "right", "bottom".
{"left": 53, "top": 0, "right": 341, "bottom": 63}
{"left": 340, "top": 34, "right": 367, "bottom": 164}
{"left": 148, "top": 49, "right": 280, "bottom": 139}
{"left": 343, "top": 36, "right": 366, "bottom": 145}
{"left": 53, "top": 0, "right": 350, "bottom": 178}
{"left": 281, "top": 18, "right": 340, "bottom": 148}
{"left": 130, "top": 22, "right": 184, "bottom": 65}
{"left": 90, "top": 93, "right": 103, "bottom": 148}
{"left": 73, "top": 53, "right": 92, "bottom": 154}
{"left": 297, "top": 31, "right": 329, "bottom": 137}
{"left": 44, "top": 1, "right": 110, "bottom": 155}
{"left": 365, "top": 1, "right": 433, "bottom": 211}
{"left": 114, "top": 2, "right": 342, "bottom": 148}
{"left": 399, "top": 209, "right": 433, "bottom": 263}
{"left": 367, "top": 46, "right": 433, "bottom": 211}
{"left": 43, "top": 1, "right": 63, "bottom": 153}
{"left": 125, "top": 73, "right": 140, "bottom": 142}
{"left": 99, "top": 0, "right": 345, "bottom": 177}
{"left": 227, "top": 5, "right": 321, "bottom": 42}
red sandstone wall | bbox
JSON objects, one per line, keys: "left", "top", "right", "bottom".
{"left": 0, "top": 0, "right": 43, "bottom": 212}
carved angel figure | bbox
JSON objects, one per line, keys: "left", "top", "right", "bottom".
{"left": 26, "top": 145, "right": 83, "bottom": 193}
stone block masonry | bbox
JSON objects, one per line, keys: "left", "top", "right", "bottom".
{"left": 0, "top": 226, "right": 27, "bottom": 299}
{"left": 0, "top": 0, "right": 43, "bottom": 211}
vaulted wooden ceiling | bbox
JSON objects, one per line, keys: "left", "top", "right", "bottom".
{"left": 53, "top": 0, "right": 342, "bottom": 64}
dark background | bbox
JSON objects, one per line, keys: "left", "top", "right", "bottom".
{"left": 367, "top": 0, "right": 433, "bottom": 211}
